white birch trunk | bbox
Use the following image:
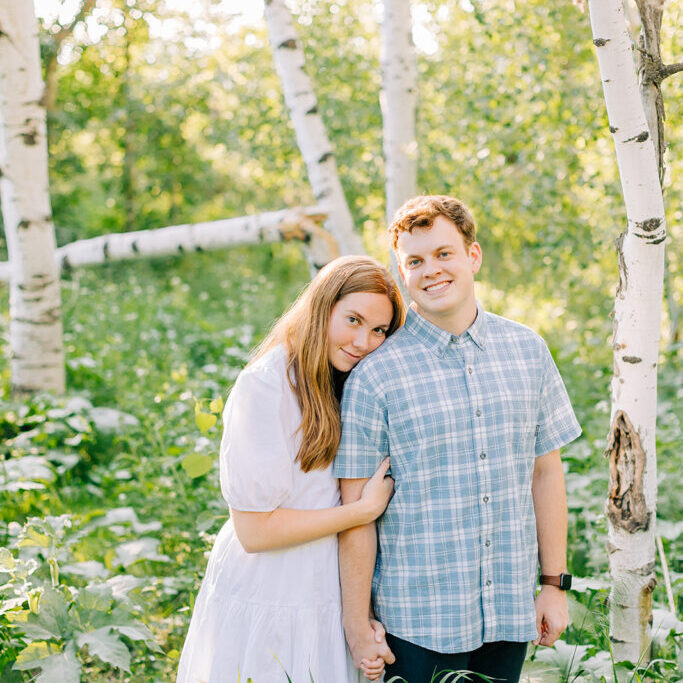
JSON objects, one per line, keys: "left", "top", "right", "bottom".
{"left": 381, "top": 0, "right": 418, "bottom": 228}
{"left": 381, "top": 0, "right": 418, "bottom": 287}
{"left": 588, "top": 0, "right": 666, "bottom": 665}
{"left": 0, "top": 207, "right": 328, "bottom": 282}
{"left": 263, "top": 0, "right": 364, "bottom": 257}
{"left": 0, "top": 1, "right": 65, "bottom": 394}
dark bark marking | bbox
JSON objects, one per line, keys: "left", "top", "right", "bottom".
{"left": 103, "top": 242, "right": 110, "bottom": 260}
{"left": 21, "top": 130, "right": 38, "bottom": 146}
{"left": 195, "top": 245, "right": 204, "bottom": 252}
{"left": 622, "top": 356, "right": 642, "bottom": 364}
{"left": 318, "top": 151, "right": 333, "bottom": 164}
{"left": 635, "top": 217, "right": 662, "bottom": 233}
{"left": 314, "top": 189, "right": 329, "bottom": 201}
{"left": 615, "top": 232, "right": 628, "bottom": 297}
{"left": 609, "top": 126, "right": 618, "bottom": 133}
{"left": 177, "top": 244, "right": 185, "bottom": 253}
{"left": 18, "top": 220, "right": 30, "bottom": 230}
{"left": 131, "top": 241, "right": 139, "bottom": 254}
{"left": 306, "top": 105, "right": 318, "bottom": 115}
{"left": 593, "top": 38, "right": 609, "bottom": 47}
{"left": 278, "top": 39, "right": 297, "bottom": 50}
{"left": 646, "top": 235, "right": 666, "bottom": 245}
{"left": 624, "top": 131, "right": 650, "bottom": 143}
{"left": 605, "top": 410, "right": 651, "bottom": 533}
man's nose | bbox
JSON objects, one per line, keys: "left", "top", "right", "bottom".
{"left": 423, "top": 257, "right": 442, "bottom": 277}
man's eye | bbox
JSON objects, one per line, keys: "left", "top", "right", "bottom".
{"left": 439, "top": 251, "right": 451, "bottom": 258}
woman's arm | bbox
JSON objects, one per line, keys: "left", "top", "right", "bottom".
{"left": 231, "top": 458, "right": 393, "bottom": 553}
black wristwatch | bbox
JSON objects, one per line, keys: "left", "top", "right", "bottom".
{"left": 540, "top": 573, "right": 572, "bottom": 590}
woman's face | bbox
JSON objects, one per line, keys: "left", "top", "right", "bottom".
{"left": 327, "top": 292, "right": 394, "bottom": 372}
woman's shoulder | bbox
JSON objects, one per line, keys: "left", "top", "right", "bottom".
{"left": 238, "top": 344, "right": 289, "bottom": 388}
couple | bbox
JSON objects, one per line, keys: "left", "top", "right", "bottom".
{"left": 176, "top": 195, "right": 581, "bottom": 683}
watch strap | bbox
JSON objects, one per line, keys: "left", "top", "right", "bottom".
{"left": 540, "top": 573, "right": 572, "bottom": 590}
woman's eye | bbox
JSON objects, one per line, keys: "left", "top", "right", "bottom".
{"left": 347, "top": 316, "right": 359, "bottom": 324}
{"left": 408, "top": 259, "right": 420, "bottom": 267}
{"left": 374, "top": 328, "right": 387, "bottom": 336}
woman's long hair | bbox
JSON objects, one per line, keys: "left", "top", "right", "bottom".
{"left": 252, "top": 255, "right": 404, "bottom": 472}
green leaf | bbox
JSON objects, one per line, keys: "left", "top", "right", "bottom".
{"left": 33, "top": 587, "right": 70, "bottom": 640}
{"left": 196, "top": 510, "right": 219, "bottom": 532}
{"left": 77, "top": 584, "right": 113, "bottom": 612}
{"left": 33, "top": 642, "right": 81, "bottom": 683}
{"left": 208, "top": 396, "right": 224, "bottom": 414}
{"left": 116, "top": 623, "right": 162, "bottom": 650}
{"left": 18, "top": 527, "right": 50, "bottom": 548}
{"left": 181, "top": 453, "right": 214, "bottom": 478}
{"left": 0, "top": 548, "right": 15, "bottom": 571}
{"left": 76, "top": 627, "right": 131, "bottom": 671}
{"left": 13, "top": 642, "right": 61, "bottom": 670}
{"left": 195, "top": 411, "right": 217, "bottom": 433}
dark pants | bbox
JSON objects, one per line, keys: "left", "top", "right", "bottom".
{"left": 384, "top": 633, "right": 528, "bottom": 683}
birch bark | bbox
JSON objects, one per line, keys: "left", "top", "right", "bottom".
{"left": 381, "top": 0, "right": 417, "bottom": 285}
{"left": 0, "top": 1, "right": 65, "bottom": 394}
{"left": 0, "top": 207, "right": 328, "bottom": 282}
{"left": 588, "top": 0, "right": 666, "bottom": 664}
{"left": 263, "top": 0, "right": 364, "bottom": 257}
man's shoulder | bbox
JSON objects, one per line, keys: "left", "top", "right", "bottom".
{"left": 346, "top": 326, "right": 417, "bottom": 384}
{"left": 484, "top": 311, "right": 546, "bottom": 349}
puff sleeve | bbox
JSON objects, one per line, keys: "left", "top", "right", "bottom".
{"left": 219, "top": 365, "right": 294, "bottom": 511}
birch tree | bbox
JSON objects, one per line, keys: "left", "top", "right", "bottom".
{"left": 263, "top": 0, "right": 364, "bottom": 258}
{"left": 631, "top": 0, "right": 681, "bottom": 344}
{"left": 381, "top": 0, "right": 417, "bottom": 230}
{"left": 0, "top": 1, "right": 65, "bottom": 395}
{"left": 588, "top": 0, "right": 668, "bottom": 664}
{"left": 0, "top": 206, "right": 329, "bottom": 282}
{"left": 380, "top": 0, "right": 417, "bottom": 285}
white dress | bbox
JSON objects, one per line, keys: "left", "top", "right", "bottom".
{"left": 176, "top": 346, "right": 361, "bottom": 683}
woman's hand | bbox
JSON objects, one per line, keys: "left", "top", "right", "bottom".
{"left": 360, "top": 618, "right": 388, "bottom": 680}
{"left": 359, "top": 457, "right": 394, "bottom": 522}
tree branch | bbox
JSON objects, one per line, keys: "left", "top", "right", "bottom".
{"left": 661, "top": 62, "right": 683, "bottom": 79}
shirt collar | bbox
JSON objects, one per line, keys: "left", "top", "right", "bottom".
{"left": 404, "top": 302, "right": 487, "bottom": 354}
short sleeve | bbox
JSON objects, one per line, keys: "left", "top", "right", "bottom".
{"left": 219, "top": 366, "right": 294, "bottom": 511}
{"left": 535, "top": 343, "right": 582, "bottom": 456}
{"left": 332, "top": 368, "right": 389, "bottom": 479}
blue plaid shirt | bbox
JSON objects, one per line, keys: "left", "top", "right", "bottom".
{"left": 333, "top": 305, "right": 581, "bottom": 653}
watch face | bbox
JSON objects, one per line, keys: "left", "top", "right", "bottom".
{"left": 560, "top": 573, "right": 572, "bottom": 590}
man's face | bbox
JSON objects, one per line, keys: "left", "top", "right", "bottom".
{"left": 396, "top": 215, "right": 482, "bottom": 324}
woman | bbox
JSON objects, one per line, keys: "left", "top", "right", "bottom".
{"left": 177, "top": 255, "right": 405, "bottom": 683}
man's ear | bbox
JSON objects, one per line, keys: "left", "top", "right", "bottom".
{"left": 469, "top": 242, "right": 483, "bottom": 274}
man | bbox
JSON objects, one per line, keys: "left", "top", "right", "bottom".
{"left": 333, "top": 195, "right": 581, "bottom": 682}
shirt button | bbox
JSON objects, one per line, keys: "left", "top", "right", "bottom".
{"left": 483, "top": 495, "right": 489, "bottom": 503}
{"left": 479, "top": 452, "right": 487, "bottom": 460}
{"left": 476, "top": 409, "right": 482, "bottom": 417}
{"left": 486, "top": 579, "right": 492, "bottom": 587}
{"left": 467, "top": 366, "right": 473, "bottom": 374}
{"left": 485, "top": 539, "right": 491, "bottom": 547}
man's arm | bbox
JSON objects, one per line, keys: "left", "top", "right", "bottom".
{"left": 532, "top": 449, "right": 569, "bottom": 647}
{"left": 339, "top": 478, "right": 395, "bottom": 669}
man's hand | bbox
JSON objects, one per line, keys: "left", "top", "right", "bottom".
{"left": 533, "top": 586, "right": 568, "bottom": 647}
{"left": 346, "top": 620, "right": 395, "bottom": 677}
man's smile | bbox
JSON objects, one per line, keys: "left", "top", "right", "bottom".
{"left": 423, "top": 280, "right": 452, "bottom": 293}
